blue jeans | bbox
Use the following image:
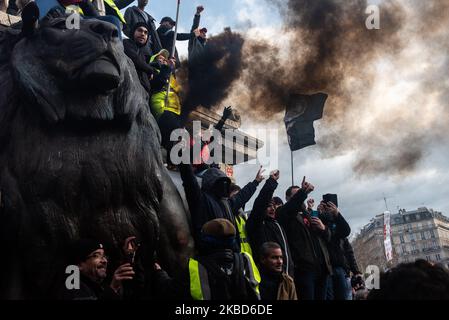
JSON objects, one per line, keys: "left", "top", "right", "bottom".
{"left": 295, "top": 270, "right": 329, "bottom": 300}
{"left": 326, "top": 267, "right": 351, "bottom": 300}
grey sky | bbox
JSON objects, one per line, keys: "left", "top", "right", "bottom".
{"left": 128, "top": 1, "right": 449, "bottom": 234}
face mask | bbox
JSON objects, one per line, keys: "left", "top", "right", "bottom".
{"left": 212, "top": 179, "right": 230, "bottom": 198}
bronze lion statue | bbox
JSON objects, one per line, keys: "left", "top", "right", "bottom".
{"left": 0, "top": 14, "right": 193, "bottom": 299}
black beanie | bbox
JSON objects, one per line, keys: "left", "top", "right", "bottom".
{"left": 69, "top": 239, "right": 104, "bottom": 265}
{"left": 131, "top": 22, "right": 150, "bottom": 36}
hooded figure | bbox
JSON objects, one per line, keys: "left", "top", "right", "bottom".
{"left": 123, "top": 21, "right": 155, "bottom": 94}
{"left": 179, "top": 165, "right": 260, "bottom": 252}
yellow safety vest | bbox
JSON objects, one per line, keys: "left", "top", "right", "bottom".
{"left": 150, "top": 74, "right": 181, "bottom": 119}
{"left": 188, "top": 253, "right": 261, "bottom": 300}
{"left": 65, "top": 4, "right": 84, "bottom": 15}
{"left": 103, "top": 0, "right": 126, "bottom": 24}
{"left": 235, "top": 215, "right": 253, "bottom": 256}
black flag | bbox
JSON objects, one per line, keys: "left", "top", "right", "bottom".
{"left": 284, "top": 93, "right": 328, "bottom": 151}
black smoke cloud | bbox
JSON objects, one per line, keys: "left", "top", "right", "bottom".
{"left": 178, "top": 28, "right": 244, "bottom": 118}
{"left": 180, "top": 0, "right": 449, "bottom": 177}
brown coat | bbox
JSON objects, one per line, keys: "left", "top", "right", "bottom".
{"left": 277, "top": 273, "right": 298, "bottom": 300}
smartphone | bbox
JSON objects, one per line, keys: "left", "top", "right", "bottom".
{"left": 310, "top": 210, "right": 319, "bottom": 218}
{"left": 323, "top": 193, "right": 338, "bottom": 207}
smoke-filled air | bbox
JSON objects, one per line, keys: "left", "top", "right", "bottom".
{"left": 179, "top": 0, "right": 449, "bottom": 177}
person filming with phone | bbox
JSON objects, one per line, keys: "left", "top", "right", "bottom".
{"left": 276, "top": 177, "right": 332, "bottom": 300}
{"left": 317, "top": 195, "right": 352, "bottom": 300}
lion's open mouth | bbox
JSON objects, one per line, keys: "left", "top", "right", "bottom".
{"left": 78, "top": 51, "right": 121, "bottom": 92}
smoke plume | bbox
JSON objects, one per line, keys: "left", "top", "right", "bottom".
{"left": 180, "top": 0, "right": 449, "bottom": 177}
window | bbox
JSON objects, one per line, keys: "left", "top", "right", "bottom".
{"left": 436, "top": 254, "right": 441, "bottom": 261}
{"left": 426, "top": 256, "right": 431, "bottom": 261}
{"left": 400, "top": 235, "right": 405, "bottom": 243}
{"left": 430, "top": 230, "right": 436, "bottom": 239}
{"left": 402, "top": 246, "right": 407, "bottom": 254}
{"left": 409, "top": 233, "right": 415, "bottom": 242}
{"left": 421, "top": 231, "right": 426, "bottom": 240}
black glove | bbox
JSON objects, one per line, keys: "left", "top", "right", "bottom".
{"left": 222, "top": 106, "right": 233, "bottom": 120}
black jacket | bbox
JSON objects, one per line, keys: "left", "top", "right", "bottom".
{"left": 124, "top": 6, "right": 163, "bottom": 54}
{"left": 325, "top": 212, "right": 351, "bottom": 270}
{"left": 157, "top": 14, "right": 200, "bottom": 69}
{"left": 342, "top": 238, "right": 361, "bottom": 275}
{"left": 123, "top": 34, "right": 155, "bottom": 94}
{"left": 246, "top": 178, "right": 294, "bottom": 278}
{"left": 277, "top": 190, "right": 332, "bottom": 275}
{"left": 59, "top": 275, "right": 121, "bottom": 300}
{"left": 149, "top": 60, "right": 172, "bottom": 93}
{"left": 179, "top": 165, "right": 259, "bottom": 251}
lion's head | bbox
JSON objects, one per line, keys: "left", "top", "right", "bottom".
{"left": 11, "top": 14, "right": 145, "bottom": 124}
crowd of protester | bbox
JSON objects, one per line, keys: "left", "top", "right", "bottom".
{"left": 3, "top": 0, "right": 449, "bottom": 301}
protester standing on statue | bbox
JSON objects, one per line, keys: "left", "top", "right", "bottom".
{"left": 124, "top": 0, "right": 162, "bottom": 54}
{"left": 157, "top": 5, "right": 204, "bottom": 69}
{"left": 317, "top": 200, "right": 351, "bottom": 300}
{"left": 123, "top": 22, "right": 156, "bottom": 95}
{"left": 276, "top": 178, "right": 332, "bottom": 300}
{"left": 149, "top": 48, "right": 182, "bottom": 157}
{"left": 246, "top": 169, "right": 295, "bottom": 278}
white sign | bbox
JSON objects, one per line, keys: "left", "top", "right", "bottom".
{"left": 383, "top": 211, "right": 393, "bottom": 262}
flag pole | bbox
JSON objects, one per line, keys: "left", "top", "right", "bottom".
{"left": 290, "top": 150, "right": 294, "bottom": 186}
{"left": 165, "top": 0, "right": 181, "bottom": 106}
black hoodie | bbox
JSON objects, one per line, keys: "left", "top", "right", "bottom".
{"left": 179, "top": 165, "right": 259, "bottom": 251}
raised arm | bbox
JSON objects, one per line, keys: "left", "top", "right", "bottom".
{"left": 247, "top": 171, "right": 279, "bottom": 226}
{"left": 229, "top": 166, "right": 265, "bottom": 212}
{"left": 326, "top": 202, "right": 351, "bottom": 239}
{"left": 190, "top": 5, "right": 203, "bottom": 33}
{"left": 277, "top": 176, "right": 314, "bottom": 218}
{"left": 178, "top": 164, "right": 201, "bottom": 212}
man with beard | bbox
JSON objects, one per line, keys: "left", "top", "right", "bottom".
{"left": 124, "top": 0, "right": 162, "bottom": 53}
{"left": 157, "top": 5, "right": 204, "bottom": 69}
{"left": 60, "top": 239, "right": 135, "bottom": 300}
{"left": 123, "top": 22, "right": 155, "bottom": 94}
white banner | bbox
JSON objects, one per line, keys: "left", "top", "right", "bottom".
{"left": 383, "top": 211, "right": 393, "bottom": 262}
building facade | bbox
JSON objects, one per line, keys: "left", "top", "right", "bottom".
{"left": 352, "top": 207, "right": 449, "bottom": 272}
